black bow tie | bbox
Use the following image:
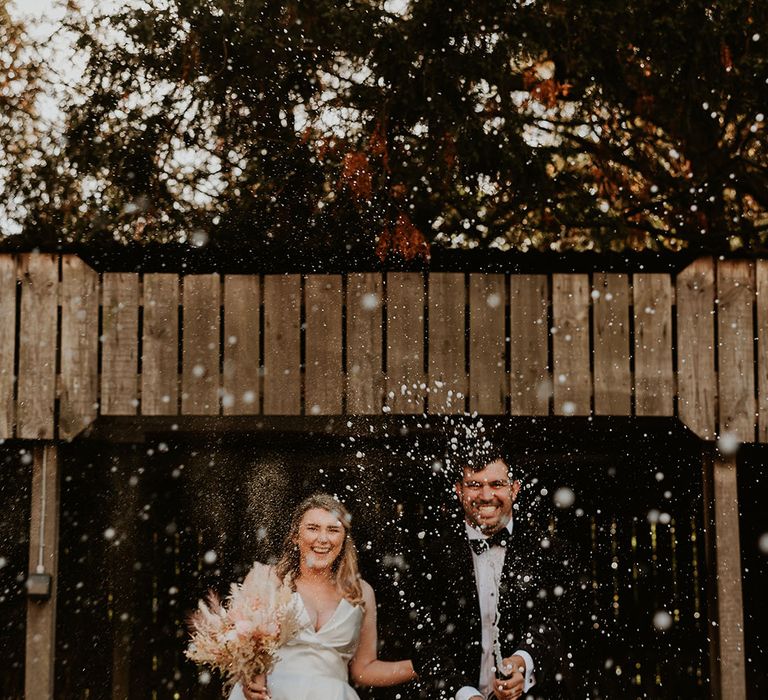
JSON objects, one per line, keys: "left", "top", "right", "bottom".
{"left": 469, "top": 529, "right": 510, "bottom": 555}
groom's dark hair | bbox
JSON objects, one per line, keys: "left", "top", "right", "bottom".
{"left": 444, "top": 434, "right": 510, "bottom": 483}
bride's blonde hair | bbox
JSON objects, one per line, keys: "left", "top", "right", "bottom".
{"left": 275, "top": 493, "right": 364, "bottom": 607}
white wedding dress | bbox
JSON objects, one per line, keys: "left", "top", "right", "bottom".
{"left": 228, "top": 593, "right": 364, "bottom": 700}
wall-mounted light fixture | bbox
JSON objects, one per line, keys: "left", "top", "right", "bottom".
{"left": 26, "top": 449, "right": 53, "bottom": 601}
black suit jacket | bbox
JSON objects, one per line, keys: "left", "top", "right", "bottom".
{"left": 401, "top": 515, "right": 574, "bottom": 699}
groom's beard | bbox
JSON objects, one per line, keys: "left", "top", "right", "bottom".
{"left": 467, "top": 498, "right": 511, "bottom": 534}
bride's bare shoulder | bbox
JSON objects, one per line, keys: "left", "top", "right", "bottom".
{"left": 359, "top": 578, "right": 376, "bottom": 602}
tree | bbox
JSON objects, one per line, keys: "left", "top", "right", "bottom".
{"left": 0, "top": 2, "right": 49, "bottom": 236}
{"left": 2, "top": 0, "right": 767, "bottom": 259}
{"left": 364, "top": 0, "right": 768, "bottom": 254}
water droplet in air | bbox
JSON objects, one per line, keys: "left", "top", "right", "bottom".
{"left": 191, "top": 229, "right": 208, "bottom": 247}
{"left": 203, "top": 550, "right": 217, "bottom": 565}
{"left": 553, "top": 487, "right": 576, "bottom": 508}
{"left": 653, "top": 610, "right": 673, "bottom": 631}
{"left": 717, "top": 431, "right": 739, "bottom": 455}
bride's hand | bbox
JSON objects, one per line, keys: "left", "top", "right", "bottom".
{"left": 242, "top": 674, "right": 270, "bottom": 700}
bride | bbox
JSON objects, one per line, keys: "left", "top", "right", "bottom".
{"left": 229, "top": 493, "right": 417, "bottom": 700}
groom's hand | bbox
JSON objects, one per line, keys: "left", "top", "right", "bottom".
{"left": 491, "top": 673, "right": 524, "bottom": 700}
{"left": 492, "top": 654, "right": 527, "bottom": 699}
{"left": 500, "top": 654, "right": 527, "bottom": 678}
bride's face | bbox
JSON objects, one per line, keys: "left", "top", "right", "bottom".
{"left": 295, "top": 507, "right": 346, "bottom": 571}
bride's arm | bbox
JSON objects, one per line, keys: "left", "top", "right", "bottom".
{"left": 348, "top": 580, "right": 417, "bottom": 687}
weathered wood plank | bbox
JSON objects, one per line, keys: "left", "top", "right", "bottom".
{"left": 141, "top": 274, "right": 179, "bottom": 415}
{"left": 712, "top": 454, "right": 747, "bottom": 699}
{"left": 181, "top": 275, "right": 220, "bottom": 415}
{"left": 756, "top": 261, "right": 768, "bottom": 442}
{"left": 106, "top": 451, "right": 139, "bottom": 699}
{"left": 263, "top": 275, "right": 301, "bottom": 415}
{"left": 592, "top": 273, "right": 631, "bottom": 415}
{"left": 509, "top": 275, "right": 550, "bottom": 415}
{"left": 347, "top": 273, "right": 383, "bottom": 414}
{"left": 633, "top": 273, "right": 674, "bottom": 416}
{"left": 305, "top": 275, "right": 343, "bottom": 415}
{"left": 386, "top": 273, "right": 425, "bottom": 414}
{"left": 717, "top": 261, "right": 755, "bottom": 442}
{"left": 101, "top": 273, "right": 139, "bottom": 415}
{"left": 17, "top": 254, "right": 58, "bottom": 438}
{"left": 25, "top": 445, "right": 60, "bottom": 700}
{"left": 427, "top": 273, "right": 466, "bottom": 414}
{"left": 552, "top": 274, "right": 591, "bottom": 416}
{"left": 469, "top": 273, "right": 506, "bottom": 414}
{"left": 0, "top": 256, "right": 16, "bottom": 438}
{"left": 59, "top": 256, "right": 99, "bottom": 438}
{"left": 223, "top": 275, "right": 260, "bottom": 415}
{"left": 677, "top": 258, "right": 717, "bottom": 439}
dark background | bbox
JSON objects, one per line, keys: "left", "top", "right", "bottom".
{"left": 1, "top": 417, "right": 765, "bottom": 698}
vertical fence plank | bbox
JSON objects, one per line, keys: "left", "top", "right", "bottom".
{"left": 17, "top": 254, "right": 58, "bottom": 438}
{"left": 552, "top": 274, "right": 591, "bottom": 416}
{"left": 106, "top": 452, "right": 139, "bottom": 699}
{"left": 592, "top": 273, "right": 631, "bottom": 415}
{"left": 757, "top": 261, "right": 768, "bottom": 442}
{"left": 305, "top": 275, "right": 343, "bottom": 415}
{"left": 386, "top": 273, "right": 425, "bottom": 414}
{"left": 263, "top": 275, "right": 301, "bottom": 415}
{"left": 509, "top": 275, "right": 550, "bottom": 415}
{"left": 101, "top": 273, "right": 139, "bottom": 415}
{"left": 469, "top": 273, "right": 506, "bottom": 414}
{"left": 223, "top": 275, "right": 260, "bottom": 415}
{"left": 712, "top": 454, "right": 747, "bottom": 699}
{"left": 428, "top": 273, "right": 466, "bottom": 414}
{"left": 677, "top": 258, "right": 716, "bottom": 439}
{"left": 24, "top": 445, "right": 60, "bottom": 700}
{"left": 347, "top": 273, "right": 383, "bottom": 414}
{"left": 634, "top": 274, "right": 674, "bottom": 416}
{"left": 0, "top": 256, "right": 16, "bottom": 438}
{"left": 181, "top": 275, "right": 220, "bottom": 415}
{"left": 59, "top": 256, "right": 99, "bottom": 438}
{"left": 717, "top": 261, "right": 755, "bottom": 442}
{"left": 141, "top": 274, "right": 179, "bottom": 416}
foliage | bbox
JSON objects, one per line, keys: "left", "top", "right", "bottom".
{"left": 0, "top": 2, "right": 50, "bottom": 237}
{"left": 1, "top": 0, "right": 767, "bottom": 259}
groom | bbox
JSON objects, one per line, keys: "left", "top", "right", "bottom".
{"left": 406, "top": 437, "right": 574, "bottom": 700}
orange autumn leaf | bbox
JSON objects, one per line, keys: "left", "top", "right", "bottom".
{"left": 375, "top": 226, "right": 392, "bottom": 261}
{"left": 522, "top": 66, "right": 540, "bottom": 90}
{"left": 390, "top": 182, "right": 407, "bottom": 200}
{"left": 522, "top": 66, "right": 571, "bottom": 109}
{"left": 720, "top": 42, "right": 733, "bottom": 72}
{"left": 376, "top": 213, "right": 430, "bottom": 262}
{"left": 340, "top": 151, "right": 373, "bottom": 200}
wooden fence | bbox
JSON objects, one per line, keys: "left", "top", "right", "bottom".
{"left": 0, "top": 254, "right": 763, "bottom": 442}
{"left": 4, "top": 253, "right": 755, "bottom": 700}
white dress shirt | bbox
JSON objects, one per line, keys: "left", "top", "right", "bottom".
{"left": 455, "top": 521, "right": 536, "bottom": 700}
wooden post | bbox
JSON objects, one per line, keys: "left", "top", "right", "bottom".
{"left": 108, "top": 448, "right": 139, "bottom": 700}
{"left": 25, "top": 443, "right": 60, "bottom": 700}
{"left": 703, "top": 450, "right": 747, "bottom": 700}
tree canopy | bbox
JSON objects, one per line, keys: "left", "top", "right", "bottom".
{"left": 2, "top": 0, "right": 767, "bottom": 262}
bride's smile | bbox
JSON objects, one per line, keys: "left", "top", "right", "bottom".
{"left": 296, "top": 507, "right": 346, "bottom": 570}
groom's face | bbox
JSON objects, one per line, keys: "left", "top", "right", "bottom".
{"left": 455, "top": 458, "right": 520, "bottom": 534}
